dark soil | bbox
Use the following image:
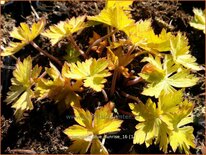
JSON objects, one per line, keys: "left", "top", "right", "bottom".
{"left": 1, "top": 1, "right": 205, "bottom": 154}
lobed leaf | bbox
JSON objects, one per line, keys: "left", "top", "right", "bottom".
{"left": 129, "top": 90, "right": 195, "bottom": 153}
{"left": 64, "top": 102, "right": 122, "bottom": 154}
{"left": 170, "top": 32, "right": 201, "bottom": 70}
{"left": 1, "top": 18, "right": 45, "bottom": 56}
{"left": 139, "top": 55, "right": 199, "bottom": 98}
{"left": 189, "top": 8, "right": 205, "bottom": 33}
{"left": 88, "top": 6, "right": 134, "bottom": 31}
{"left": 42, "top": 15, "right": 87, "bottom": 45}
{"left": 35, "top": 63, "right": 83, "bottom": 111}
{"left": 5, "top": 56, "right": 42, "bottom": 121}
{"left": 64, "top": 58, "right": 111, "bottom": 92}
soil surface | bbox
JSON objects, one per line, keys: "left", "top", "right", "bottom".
{"left": 1, "top": 1, "right": 205, "bottom": 154}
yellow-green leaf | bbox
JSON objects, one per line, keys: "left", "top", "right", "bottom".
{"left": 1, "top": 18, "right": 46, "bottom": 56}
{"left": 64, "top": 102, "right": 122, "bottom": 154}
{"left": 88, "top": 6, "right": 134, "bottom": 31}
{"left": 189, "top": 8, "right": 205, "bottom": 33}
{"left": 42, "top": 15, "right": 87, "bottom": 45}
{"left": 93, "top": 102, "right": 123, "bottom": 135}
{"left": 35, "top": 63, "right": 83, "bottom": 111}
{"left": 129, "top": 99, "right": 171, "bottom": 152}
{"left": 169, "top": 100, "right": 195, "bottom": 154}
{"left": 64, "top": 58, "right": 111, "bottom": 92}
{"left": 139, "top": 55, "right": 198, "bottom": 98}
{"left": 129, "top": 90, "right": 195, "bottom": 153}
{"left": 5, "top": 56, "right": 42, "bottom": 121}
{"left": 170, "top": 32, "right": 201, "bottom": 70}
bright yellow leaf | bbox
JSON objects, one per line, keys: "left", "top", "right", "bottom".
{"left": 125, "top": 19, "right": 172, "bottom": 52}
{"left": 189, "top": 8, "right": 205, "bottom": 33}
{"left": 5, "top": 56, "right": 42, "bottom": 121}
{"left": 88, "top": 6, "right": 135, "bottom": 31}
{"left": 1, "top": 42, "right": 27, "bottom": 56}
{"left": 106, "top": 0, "right": 133, "bottom": 10}
{"left": 139, "top": 54, "right": 199, "bottom": 98}
{"left": 42, "top": 15, "right": 87, "bottom": 45}
{"left": 64, "top": 58, "right": 111, "bottom": 92}
{"left": 64, "top": 102, "right": 123, "bottom": 154}
{"left": 1, "top": 18, "right": 46, "bottom": 56}
{"left": 35, "top": 63, "right": 83, "bottom": 112}
{"left": 170, "top": 32, "right": 201, "bottom": 70}
{"left": 129, "top": 90, "right": 195, "bottom": 153}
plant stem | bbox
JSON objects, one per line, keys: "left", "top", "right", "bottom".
{"left": 67, "top": 35, "right": 88, "bottom": 59}
{"left": 110, "top": 27, "right": 116, "bottom": 42}
{"left": 30, "top": 41, "right": 63, "bottom": 66}
{"left": 134, "top": 50, "right": 147, "bottom": 57}
{"left": 126, "top": 45, "right": 135, "bottom": 57}
{"left": 86, "top": 29, "right": 118, "bottom": 55}
{"left": 110, "top": 69, "right": 118, "bottom": 96}
{"left": 126, "top": 77, "right": 143, "bottom": 86}
{"left": 101, "top": 89, "right": 108, "bottom": 102}
{"left": 118, "top": 109, "right": 134, "bottom": 117}
{"left": 101, "top": 135, "right": 107, "bottom": 145}
{"left": 120, "top": 91, "right": 143, "bottom": 103}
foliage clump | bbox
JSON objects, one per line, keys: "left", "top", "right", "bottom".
{"left": 1, "top": 0, "right": 203, "bottom": 154}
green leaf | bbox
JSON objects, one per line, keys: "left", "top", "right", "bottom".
{"left": 63, "top": 45, "right": 80, "bottom": 63}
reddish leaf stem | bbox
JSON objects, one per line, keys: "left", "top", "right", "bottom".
{"left": 126, "top": 77, "right": 143, "bottom": 86}
{"left": 86, "top": 29, "right": 118, "bottom": 55}
{"left": 67, "top": 35, "right": 88, "bottom": 59}
{"left": 120, "top": 91, "right": 143, "bottom": 104}
{"left": 30, "top": 41, "right": 63, "bottom": 66}
{"left": 110, "top": 69, "right": 118, "bottom": 96}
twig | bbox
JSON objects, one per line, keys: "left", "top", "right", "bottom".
{"left": 29, "top": 0, "right": 40, "bottom": 19}
{"left": 67, "top": 35, "right": 88, "bottom": 59}
{"left": 120, "top": 91, "right": 143, "bottom": 103}
{"left": 86, "top": 29, "right": 118, "bottom": 55}
{"left": 30, "top": 41, "right": 63, "bottom": 66}
{"left": 9, "top": 149, "right": 36, "bottom": 154}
